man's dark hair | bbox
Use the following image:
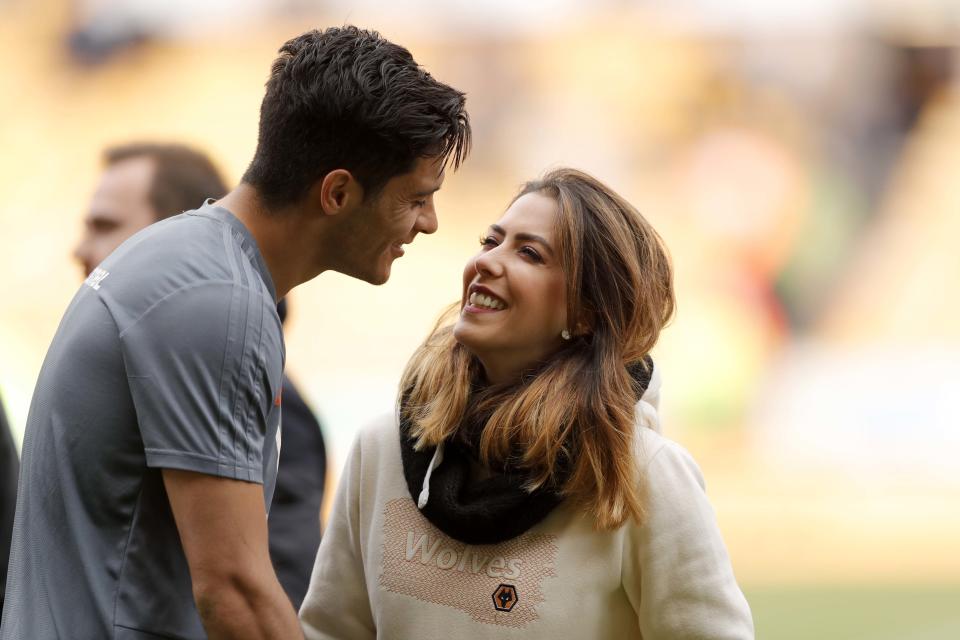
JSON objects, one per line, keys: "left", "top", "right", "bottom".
{"left": 242, "top": 26, "right": 471, "bottom": 208}
{"left": 104, "top": 143, "right": 228, "bottom": 220}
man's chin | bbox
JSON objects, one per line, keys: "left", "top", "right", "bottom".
{"left": 365, "top": 264, "right": 391, "bottom": 286}
{"left": 344, "top": 255, "right": 392, "bottom": 285}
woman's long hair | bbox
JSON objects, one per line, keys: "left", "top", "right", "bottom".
{"left": 399, "top": 168, "right": 675, "bottom": 530}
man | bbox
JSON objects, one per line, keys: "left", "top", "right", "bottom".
{"left": 74, "top": 142, "right": 328, "bottom": 610}
{"left": 1, "top": 26, "right": 470, "bottom": 640}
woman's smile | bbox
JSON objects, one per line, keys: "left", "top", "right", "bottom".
{"left": 464, "top": 285, "right": 507, "bottom": 313}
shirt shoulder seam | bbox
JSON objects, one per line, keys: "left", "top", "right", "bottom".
{"left": 116, "top": 280, "right": 269, "bottom": 340}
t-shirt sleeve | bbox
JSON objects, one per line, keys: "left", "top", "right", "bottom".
{"left": 624, "top": 439, "right": 755, "bottom": 639}
{"left": 119, "top": 282, "right": 281, "bottom": 483}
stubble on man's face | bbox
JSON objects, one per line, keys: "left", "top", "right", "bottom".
{"left": 335, "top": 156, "right": 445, "bottom": 285}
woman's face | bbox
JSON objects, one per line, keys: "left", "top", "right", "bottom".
{"left": 453, "top": 191, "right": 569, "bottom": 384}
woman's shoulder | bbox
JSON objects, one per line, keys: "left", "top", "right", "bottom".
{"left": 355, "top": 410, "right": 401, "bottom": 452}
{"left": 635, "top": 426, "right": 707, "bottom": 493}
{"left": 338, "top": 411, "right": 406, "bottom": 487}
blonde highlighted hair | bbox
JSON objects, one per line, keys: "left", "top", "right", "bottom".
{"left": 400, "top": 168, "right": 674, "bottom": 530}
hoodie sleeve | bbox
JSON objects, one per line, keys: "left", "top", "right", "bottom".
{"left": 623, "top": 437, "right": 754, "bottom": 639}
{"left": 299, "top": 433, "right": 376, "bottom": 640}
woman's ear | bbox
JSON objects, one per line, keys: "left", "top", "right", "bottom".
{"left": 572, "top": 309, "right": 595, "bottom": 336}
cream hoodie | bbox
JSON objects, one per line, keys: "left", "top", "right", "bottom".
{"left": 301, "top": 374, "right": 753, "bottom": 639}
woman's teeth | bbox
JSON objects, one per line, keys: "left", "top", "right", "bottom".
{"left": 469, "top": 292, "right": 505, "bottom": 310}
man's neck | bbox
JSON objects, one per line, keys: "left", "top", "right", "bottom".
{"left": 216, "top": 184, "right": 324, "bottom": 300}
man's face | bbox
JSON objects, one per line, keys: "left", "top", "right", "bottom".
{"left": 335, "top": 155, "right": 445, "bottom": 285}
{"left": 74, "top": 156, "right": 156, "bottom": 276}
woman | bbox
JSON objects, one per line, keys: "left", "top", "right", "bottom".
{"left": 300, "top": 168, "right": 754, "bottom": 639}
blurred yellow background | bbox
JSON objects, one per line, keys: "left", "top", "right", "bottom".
{"left": 2, "top": 1, "right": 958, "bottom": 636}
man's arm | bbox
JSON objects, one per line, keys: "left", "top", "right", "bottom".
{"left": 163, "top": 469, "right": 304, "bottom": 640}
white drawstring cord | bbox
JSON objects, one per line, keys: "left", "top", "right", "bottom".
{"left": 417, "top": 441, "right": 445, "bottom": 509}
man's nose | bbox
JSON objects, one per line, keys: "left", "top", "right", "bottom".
{"left": 417, "top": 204, "right": 438, "bottom": 235}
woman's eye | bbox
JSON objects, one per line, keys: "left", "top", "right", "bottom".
{"left": 520, "top": 246, "right": 543, "bottom": 262}
{"left": 479, "top": 235, "right": 498, "bottom": 247}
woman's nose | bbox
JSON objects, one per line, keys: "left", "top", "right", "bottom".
{"left": 473, "top": 248, "right": 504, "bottom": 278}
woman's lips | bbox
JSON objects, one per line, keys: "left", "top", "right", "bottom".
{"left": 464, "top": 290, "right": 506, "bottom": 314}
{"left": 468, "top": 291, "right": 505, "bottom": 310}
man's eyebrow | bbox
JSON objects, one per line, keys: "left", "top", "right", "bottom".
{"left": 489, "top": 224, "right": 555, "bottom": 256}
{"left": 411, "top": 185, "right": 441, "bottom": 198}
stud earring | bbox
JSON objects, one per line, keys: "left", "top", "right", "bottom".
{"left": 561, "top": 329, "right": 571, "bottom": 340}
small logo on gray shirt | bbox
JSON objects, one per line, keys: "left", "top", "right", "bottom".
{"left": 84, "top": 267, "right": 110, "bottom": 291}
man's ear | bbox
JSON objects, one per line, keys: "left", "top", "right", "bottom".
{"left": 312, "top": 169, "right": 364, "bottom": 215}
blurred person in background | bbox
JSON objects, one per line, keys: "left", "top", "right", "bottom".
{"left": 0, "top": 395, "right": 16, "bottom": 614}
{"left": 300, "top": 169, "right": 752, "bottom": 639}
{"left": 72, "top": 143, "right": 228, "bottom": 278}
{"left": 1, "top": 25, "right": 469, "bottom": 640}
{"left": 272, "top": 297, "right": 327, "bottom": 609}
{"left": 73, "top": 141, "right": 328, "bottom": 609}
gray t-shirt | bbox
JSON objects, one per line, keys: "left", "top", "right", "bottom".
{"left": 0, "top": 203, "right": 284, "bottom": 639}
